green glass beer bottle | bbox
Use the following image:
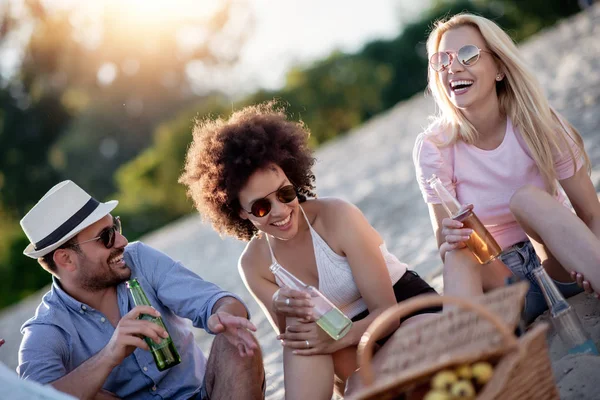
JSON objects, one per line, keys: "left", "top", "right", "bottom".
{"left": 126, "top": 278, "right": 181, "bottom": 371}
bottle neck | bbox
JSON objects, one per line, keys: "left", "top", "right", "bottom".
{"left": 532, "top": 267, "right": 570, "bottom": 316}
{"left": 427, "top": 175, "right": 462, "bottom": 217}
{"left": 127, "top": 280, "right": 152, "bottom": 307}
{"left": 269, "top": 264, "right": 307, "bottom": 290}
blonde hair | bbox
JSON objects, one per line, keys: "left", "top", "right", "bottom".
{"left": 426, "top": 13, "right": 590, "bottom": 193}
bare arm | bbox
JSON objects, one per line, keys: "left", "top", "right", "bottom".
{"left": 327, "top": 200, "right": 399, "bottom": 347}
{"left": 427, "top": 203, "right": 472, "bottom": 261}
{"left": 239, "top": 250, "right": 288, "bottom": 335}
{"left": 238, "top": 239, "right": 322, "bottom": 339}
{"left": 428, "top": 203, "right": 446, "bottom": 249}
{"left": 51, "top": 352, "right": 116, "bottom": 400}
{"left": 211, "top": 296, "right": 250, "bottom": 319}
{"left": 205, "top": 296, "right": 259, "bottom": 358}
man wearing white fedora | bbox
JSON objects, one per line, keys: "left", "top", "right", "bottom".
{"left": 17, "top": 181, "right": 265, "bottom": 400}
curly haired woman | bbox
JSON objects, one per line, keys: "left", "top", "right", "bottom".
{"left": 413, "top": 13, "right": 600, "bottom": 324}
{"left": 179, "top": 102, "right": 439, "bottom": 399}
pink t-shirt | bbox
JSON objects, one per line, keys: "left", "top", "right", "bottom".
{"left": 413, "top": 117, "right": 583, "bottom": 249}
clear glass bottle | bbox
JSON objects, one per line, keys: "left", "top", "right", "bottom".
{"left": 427, "top": 174, "right": 502, "bottom": 264}
{"left": 270, "top": 264, "right": 352, "bottom": 340}
{"left": 533, "top": 267, "right": 599, "bottom": 355}
{"left": 127, "top": 279, "right": 182, "bottom": 370}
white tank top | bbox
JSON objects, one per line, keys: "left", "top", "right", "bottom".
{"left": 266, "top": 205, "right": 407, "bottom": 318}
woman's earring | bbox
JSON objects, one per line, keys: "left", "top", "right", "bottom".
{"left": 496, "top": 73, "right": 504, "bottom": 81}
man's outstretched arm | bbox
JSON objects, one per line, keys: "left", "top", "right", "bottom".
{"left": 207, "top": 296, "right": 258, "bottom": 358}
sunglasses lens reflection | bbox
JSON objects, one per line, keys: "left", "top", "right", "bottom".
{"left": 250, "top": 185, "right": 297, "bottom": 217}
{"left": 458, "top": 45, "right": 480, "bottom": 66}
{"left": 251, "top": 199, "right": 271, "bottom": 218}
{"left": 277, "top": 186, "right": 297, "bottom": 203}
{"left": 430, "top": 52, "right": 449, "bottom": 71}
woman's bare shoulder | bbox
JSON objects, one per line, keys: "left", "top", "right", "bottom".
{"left": 303, "top": 197, "right": 357, "bottom": 221}
{"left": 238, "top": 235, "right": 273, "bottom": 280}
{"left": 305, "top": 198, "right": 366, "bottom": 242}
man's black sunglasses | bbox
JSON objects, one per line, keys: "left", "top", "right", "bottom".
{"left": 68, "top": 216, "right": 122, "bottom": 249}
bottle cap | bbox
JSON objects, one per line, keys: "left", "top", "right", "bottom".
{"left": 426, "top": 174, "right": 439, "bottom": 186}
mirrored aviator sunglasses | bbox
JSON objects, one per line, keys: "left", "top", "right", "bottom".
{"left": 247, "top": 185, "right": 297, "bottom": 218}
{"left": 429, "top": 44, "right": 490, "bottom": 72}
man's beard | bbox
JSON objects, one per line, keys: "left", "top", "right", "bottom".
{"left": 78, "top": 251, "right": 132, "bottom": 292}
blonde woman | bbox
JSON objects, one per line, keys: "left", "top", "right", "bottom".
{"left": 413, "top": 13, "right": 600, "bottom": 323}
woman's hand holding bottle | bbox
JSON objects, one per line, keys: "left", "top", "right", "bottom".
{"left": 272, "top": 287, "right": 314, "bottom": 320}
{"left": 277, "top": 321, "right": 341, "bottom": 355}
{"left": 440, "top": 204, "right": 474, "bottom": 260}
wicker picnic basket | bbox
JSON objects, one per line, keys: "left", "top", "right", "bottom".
{"left": 349, "top": 282, "right": 559, "bottom": 400}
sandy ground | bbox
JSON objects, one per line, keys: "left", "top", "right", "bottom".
{"left": 1, "top": 5, "right": 599, "bottom": 399}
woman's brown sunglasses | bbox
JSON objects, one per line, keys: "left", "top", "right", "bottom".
{"left": 242, "top": 185, "right": 297, "bottom": 218}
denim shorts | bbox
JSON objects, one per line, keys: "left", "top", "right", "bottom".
{"left": 499, "top": 240, "right": 583, "bottom": 324}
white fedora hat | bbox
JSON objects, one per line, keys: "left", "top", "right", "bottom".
{"left": 20, "top": 180, "right": 118, "bottom": 259}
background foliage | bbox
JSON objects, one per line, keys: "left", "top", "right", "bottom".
{"left": 0, "top": 0, "right": 582, "bottom": 309}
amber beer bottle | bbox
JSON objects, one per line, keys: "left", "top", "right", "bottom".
{"left": 126, "top": 279, "right": 181, "bottom": 371}
{"left": 427, "top": 174, "right": 501, "bottom": 264}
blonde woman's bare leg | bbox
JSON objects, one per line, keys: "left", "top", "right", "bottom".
{"left": 443, "top": 248, "right": 511, "bottom": 297}
{"left": 528, "top": 236, "right": 573, "bottom": 283}
{"left": 510, "top": 185, "right": 600, "bottom": 288}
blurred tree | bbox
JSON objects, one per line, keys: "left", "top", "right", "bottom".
{"left": 0, "top": 2, "right": 74, "bottom": 309}
{"left": 247, "top": 53, "right": 393, "bottom": 145}
{"left": 49, "top": 0, "right": 254, "bottom": 199}
{"left": 0, "top": 4, "right": 72, "bottom": 218}
{"left": 1, "top": 0, "right": 252, "bottom": 208}
{"left": 435, "top": 0, "right": 581, "bottom": 41}
{"left": 113, "top": 94, "right": 233, "bottom": 239}
{"left": 0, "top": 0, "right": 252, "bottom": 309}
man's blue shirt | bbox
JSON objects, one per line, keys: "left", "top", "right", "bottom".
{"left": 18, "top": 242, "right": 248, "bottom": 399}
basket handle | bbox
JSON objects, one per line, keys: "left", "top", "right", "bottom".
{"left": 357, "top": 293, "right": 519, "bottom": 386}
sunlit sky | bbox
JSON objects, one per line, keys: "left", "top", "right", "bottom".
{"left": 104, "top": 0, "right": 430, "bottom": 95}
{"left": 234, "top": 0, "right": 429, "bottom": 92}
{"left": 233, "top": 0, "right": 429, "bottom": 94}
{"left": 1, "top": 0, "right": 430, "bottom": 96}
